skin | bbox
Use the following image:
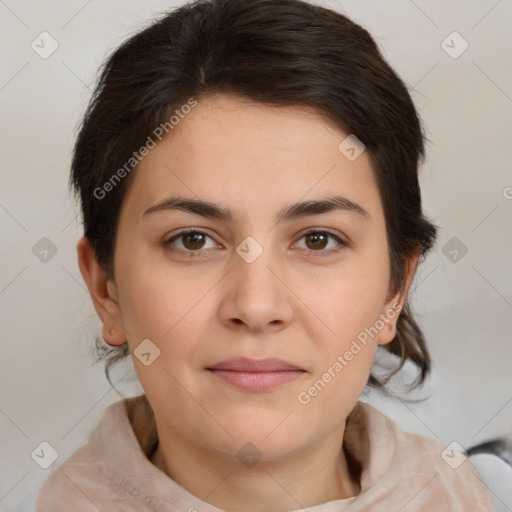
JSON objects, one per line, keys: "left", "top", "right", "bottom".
{"left": 78, "top": 93, "right": 419, "bottom": 511}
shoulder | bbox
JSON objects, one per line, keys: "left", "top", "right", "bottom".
{"left": 34, "top": 445, "right": 115, "bottom": 511}
{"left": 34, "top": 397, "right": 147, "bottom": 511}
{"left": 352, "top": 402, "right": 495, "bottom": 510}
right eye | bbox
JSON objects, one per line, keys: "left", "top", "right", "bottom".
{"left": 164, "top": 230, "right": 220, "bottom": 255}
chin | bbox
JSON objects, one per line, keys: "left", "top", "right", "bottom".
{"left": 208, "top": 410, "right": 312, "bottom": 459}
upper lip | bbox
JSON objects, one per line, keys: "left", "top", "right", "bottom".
{"left": 207, "top": 357, "right": 305, "bottom": 372}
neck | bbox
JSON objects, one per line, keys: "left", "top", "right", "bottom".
{"left": 150, "top": 423, "right": 360, "bottom": 512}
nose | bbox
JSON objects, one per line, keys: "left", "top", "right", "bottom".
{"left": 218, "top": 242, "right": 294, "bottom": 334}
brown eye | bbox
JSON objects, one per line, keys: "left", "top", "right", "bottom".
{"left": 164, "top": 230, "right": 217, "bottom": 253}
{"left": 295, "top": 230, "right": 346, "bottom": 254}
{"left": 181, "top": 232, "right": 206, "bottom": 250}
{"left": 304, "top": 232, "right": 329, "bottom": 250}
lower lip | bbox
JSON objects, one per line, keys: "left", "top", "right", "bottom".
{"left": 207, "top": 369, "right": 305, "bottom": 391}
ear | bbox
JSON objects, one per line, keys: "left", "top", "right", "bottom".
{"left": 376, "top": 245, "right": 421, "bottom": 345}
{"left": 77, "top": 236, "right": 127, "bottom": 346}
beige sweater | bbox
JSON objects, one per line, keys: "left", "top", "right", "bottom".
{"left": 35, "top": 394, "right": 494, "bottom": 511}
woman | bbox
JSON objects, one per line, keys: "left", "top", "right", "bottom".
{"left": 35, "top": 0, "right": 494, "bottom": 509}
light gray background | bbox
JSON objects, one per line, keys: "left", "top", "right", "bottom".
{"left": 1, "top": 0, "right": 511, "bottom": 510}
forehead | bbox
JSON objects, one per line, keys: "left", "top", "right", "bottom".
{"left": 173, "top": 93, "right": 347, "bottom": 162}
{"left": 123, "top": 93, "right": 382, "bottom": 222}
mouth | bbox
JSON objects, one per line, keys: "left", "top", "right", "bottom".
{"left": 206, "top": 357, "right": 307, "bottom": 392}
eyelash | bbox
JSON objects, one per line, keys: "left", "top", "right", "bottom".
{"left": 163, "top": 229, "right": 347, "bottom": 258}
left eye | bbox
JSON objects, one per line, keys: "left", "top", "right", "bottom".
{"left": 294, "top": 230, "right": 345, "bottom": 252}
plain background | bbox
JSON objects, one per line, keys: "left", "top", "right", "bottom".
{"left": 1, "top": 0, "right": 511, "bottom": 510}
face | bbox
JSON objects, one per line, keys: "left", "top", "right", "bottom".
{"left": 80, "top": 93, "right": 415, "bottom": 462}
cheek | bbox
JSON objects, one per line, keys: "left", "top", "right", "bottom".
{"left": 313, "top": 287, "right": 381, "bottom": 394}
{"left": 298, "top": 348, "right": 376, "bottom": 433}
{"left": 301, "top": 257, "right": 390, "bottom": 410}
{"left": 115, "top": 246, "right": 205, "bottom": 340}
{"left": 315, "top": 261, "right": 390, "bottom": 347}
{"left": 297, "top": 273, "right": 385, "bottom": 410}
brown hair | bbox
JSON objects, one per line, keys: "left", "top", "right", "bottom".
{"left": 71, "top": 0, "right": 438, "bottom": 391}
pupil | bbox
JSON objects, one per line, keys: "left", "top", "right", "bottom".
{"left": 186, "top": 232, "right": 204, "bottom": 249}
{"left": 308, "top": 232, "right": 327, "bottom": 250}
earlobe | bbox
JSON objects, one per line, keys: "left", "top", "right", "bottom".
{"left": 375, "top": 300, "right": 400, "bottom": 345}
{"left": 76, "top": 236, "right": 127, "bottom": 346}
{"left": 377, "top": 246, "right": 420, "bottom": 345}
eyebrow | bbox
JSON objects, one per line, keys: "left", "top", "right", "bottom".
{"left": 143, "top": 194, "right": 370, "bottom": 223}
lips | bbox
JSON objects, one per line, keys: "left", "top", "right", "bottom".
{"left": 206, "top": 357, "right": 306, "bottom": 391}
{"left": 207, "top": 357, "right": 303, "bottom": 372}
